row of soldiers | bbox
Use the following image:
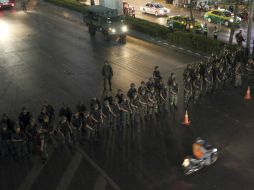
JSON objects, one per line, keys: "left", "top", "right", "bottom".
{"left": 183, "top": 47, "right": 244, "bottom": 108}
{"left": 0, "top": 66, "right": 179, "bottom": 163}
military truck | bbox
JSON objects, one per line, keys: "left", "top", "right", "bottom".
{"left": 83, "top": 5, "right": 128, "bottom": 43}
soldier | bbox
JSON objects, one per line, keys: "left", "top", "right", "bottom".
{"left": 90, "top": 103, "right": 103, "bottom": 139}
{"left": 120, "top": 96, "right": 131, "bottom": 128}
{"left": 11, "top": 123, "right": 28, "bottom": 160}
{"left": 115, "top": 89, "right": 124, "bottom": 104}
{"left": 90, "top": 97, "right": 101, "bottom": 111}
{"left": 1, "top": 113, "right": 14, "bottom": 133}
{"left": 193, "top": 73, "right": 203, "bottom": 104}
{"left": 101, "top": 99, "right": 115, "bottom": 129}
{"left": 153, "top": 66, "right": 162, "bottom": 87}
{"left": 184, "top": 76, "right": 192, "bottom": 108}
{"left": 36, "top": 125, "right": 48, "bottom": 163}
{"left": 43, "top": 101, "right": 55, "bottom": 123}
{"left": 168, "top": 73, "right": 176, "bottom": 87}
{"left": 0, "top": 123, "right": 11, "bottom": 158}
{"left": 18, "top": 107, "right": 32, "bottom": 131}
{"left": 139, "top": 89, "right": 148, "bottom": 124}
{"left": 25, "top": 118, "right": 37, "bottom": 154}
{"left": 70, "top": 112, "right": 83, "bottom": 145}
{"left": 150, "top": 86, "right": 159, "bottom": 117}
{"left": 146, "top": 77, "right": 155, "bottom": 91}
{"left": 76, "top": 101, "right": 86, "bottom": 119}
{"left": 111, "top": 97, "right": 121, "bottom": 131}
{"left": 58, "top": 116, "right": 72, "bottom": 146}
{"left": 82, "top": 111, "right": 94, "bottom": 143}
{"left": 59, "top": 103, "right": 72, "bottom": 122}
{"left": 168, "top": 77, "right": 178, "bottom": 109}
{"left": 102, "top": 60, "right": 113, "bottom": 91}
{"left": 38, "top": 106, "right": 51, "bottom": 125}
{"left": 127, "top": 83, "right": 137, "bottom": 101}
{"left": 158, "top": 85, "right": 168, "bottom": 113}
{"left": 130, "top": 92, "right": 140, "bottom": 126}
{"left": 138, "top": 81, "right": 148, "bottom": 95}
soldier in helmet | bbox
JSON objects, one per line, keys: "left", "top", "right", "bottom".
{"left": 234, "top": 63, "right": 242, "bottom": 87}
{"left": 204, "top": 65, "right": 213, "bottom": 94}
{"left": 127, "top": 83, "right": 137, "bottom": 101}
{"left": 58, "top": 116, "right": 72, "bottom": 146}
{"left": 11, "top": 123, "right": 28, "bottom": 160}
{"left": 138, "top": 81, "right": 148, "bottom": 95}
{"left": 193, "top": 73, "right": 203, "bottom": 104}
{"left": 115, "top": 89, "right": 124, "bottom": 104}
{"left": 184, "top": 76, "right": 193, "bottom": 108}
{"left": 111, "top": 97, "right": 121, "bottom": 131}
{"left": 139, "top": 89, "right": 148, "bottom": 124}
{"left": 146, "top": 77, "right": 155, "bottom": 91}
{"left": 0, "top": 123, "right": 11, "bottom": 158}
{"left": 90, "top": 103, "right": 103, "bottom": 139}
{"left": 102, "top": 99, "right": 113, "bottom": 130}
{"left": 19, "top": 107, "right": 32, "bottom": 131}
{"left": 168, "top": 76, "right": 178, "bottom": 109}
{"left": 130, "top": 92, "right": 140, "bottom": 126}
{"left": 25, "top": 118, "right": 37, "bottom": 154}
{"left": 36, "top": 125, "right": 48, "bottom": 163}
{"left": 120, "top": 96, "right": 131, "bottom": 129}
{"left": 59, "top": 103, "right": 72, "bottom": 123}
{"left": 70, "top": 112, "right": 83, "bottom": 146}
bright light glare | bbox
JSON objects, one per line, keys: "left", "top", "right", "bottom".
{"left": 0, "top": 20, "right": 10, "bottom": 39}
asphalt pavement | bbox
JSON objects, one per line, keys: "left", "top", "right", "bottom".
{"left": 0, "top": 2, "right": 254, "bottom": 190}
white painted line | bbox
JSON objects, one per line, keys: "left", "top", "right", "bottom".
{"left": 204, "top": 56, "right": 209, "bottom": 58}
{"left": 171, "top": 45, "right": 176, "bottom": 48}
{"left": 158, "top": 40, "right": 161, "bottom": 43}
{"left": 195, "top": 53, "right": 201, "bottom": 56}
{"left": 163, "top": 42, "right": 169, "bottom": 45}
{"left": 187, "top": 50, "right": 192, "bottom": 53}
{"left": 77, "top": 147, "right": 122, "bottom": 190}
{"left": 151, "top": 38, "right": 155, "bottom": 41}
{"left": 55, "top": 151, "right": 83, "bottom": 190}
{"left": 93, "top": 176, "right": 107, "bottom": 190}
{"left": 178, "top": 47, "right": 183, "bottom": 50}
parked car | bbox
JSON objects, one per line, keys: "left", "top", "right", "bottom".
{"left": 0, "top": 0, "right": 15, "bottom": 9}
{"left": 204, "top": 9, "right": 241, "bottom": 27}
{"left": 141, "top": 2, "right": 170, "bottom": 17}
{"left": 166, "top": 15, "right": 204, "bottom": 33}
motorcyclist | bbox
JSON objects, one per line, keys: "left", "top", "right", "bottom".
{"left": 192, "top": 137, "right": 211, "bottom": 164}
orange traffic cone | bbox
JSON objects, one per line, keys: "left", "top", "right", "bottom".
{"left": 182, "top": 110, "right": 191, "bottom": 126}
{"left": 244, "top": 86, "right": 252, "bottom": 100}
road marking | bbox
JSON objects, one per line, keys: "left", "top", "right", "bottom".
{"left": 55, "top": 151, "right": 83, "bottom": 190}
{"left": 93, "top": 175, "right": 107, "bottom": 190}
{"left": 178, "top": 47, "right": 183, "bottom": 50}
{"left": 195, "top": 53, "right": 201, "bottom": 56}
{"left": 187, "top": 50, "right": 192, "bottom": 53}
{"left": 171, "top": 45, "right": 176, "bottom": 48}
{"left": 157, "top": 40, "right": 161, "bottom": 43}
{"left": 17, "top": 161, "right": 46, "bottom": 190}
{"left": 163, "top": 42, "right": 169, "bottom": 45}
{"left": 77, "top": 147, "right": 122, "bottom": 190}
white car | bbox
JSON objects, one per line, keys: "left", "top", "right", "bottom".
{"left": 141, "top": 3, "right": 170, "bottom": 17}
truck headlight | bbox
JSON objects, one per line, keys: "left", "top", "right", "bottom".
{"left": 230, "top": 18, "right": 234, "bottom": 22}
{"left": 122, "top": 25, "right": 128, "bottom": 32}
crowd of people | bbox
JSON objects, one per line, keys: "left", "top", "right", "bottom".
{"left": 0, "top": 46, "right": 252, "bottom": 164}
{"left": 183, "top": 46, "right": 251, "bottom": 108}
{"left": 0, "top": 64, "right": 179, "bottom": 163}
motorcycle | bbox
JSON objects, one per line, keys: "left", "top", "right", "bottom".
{"left": 182, "top": 142, "right": 218, "bottom": 175}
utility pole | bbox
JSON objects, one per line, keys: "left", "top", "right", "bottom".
{"left": 246, "top": 0, "right": 254, "bottom": 52}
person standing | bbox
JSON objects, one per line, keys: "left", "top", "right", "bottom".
{"left": 235, "top": 30, "right": 245, "bottom": 47}
{"left": 102, "top": 60, "right": 113, "bottom": 91}
{"left": 213, "top": 26, "right": 218, "bottom": 40}
{"left": 203, "top": 23, "right": 208, "bottom": 37}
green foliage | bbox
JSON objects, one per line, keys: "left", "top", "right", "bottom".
{"left": 45, "top": 0, "right": 237, "bottom": 54}
{"left": 44, "top": 0, "right": 88, "bottom": 13}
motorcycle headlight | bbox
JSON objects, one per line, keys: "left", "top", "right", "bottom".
{"left": 182, "top": 158, "right": 190, "bottom": 167}
{"left": 230, "top": 18, "right": 234, "bottom": 22}
{"left": 122, "top": 25, "right": 128, "bottom": 32}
